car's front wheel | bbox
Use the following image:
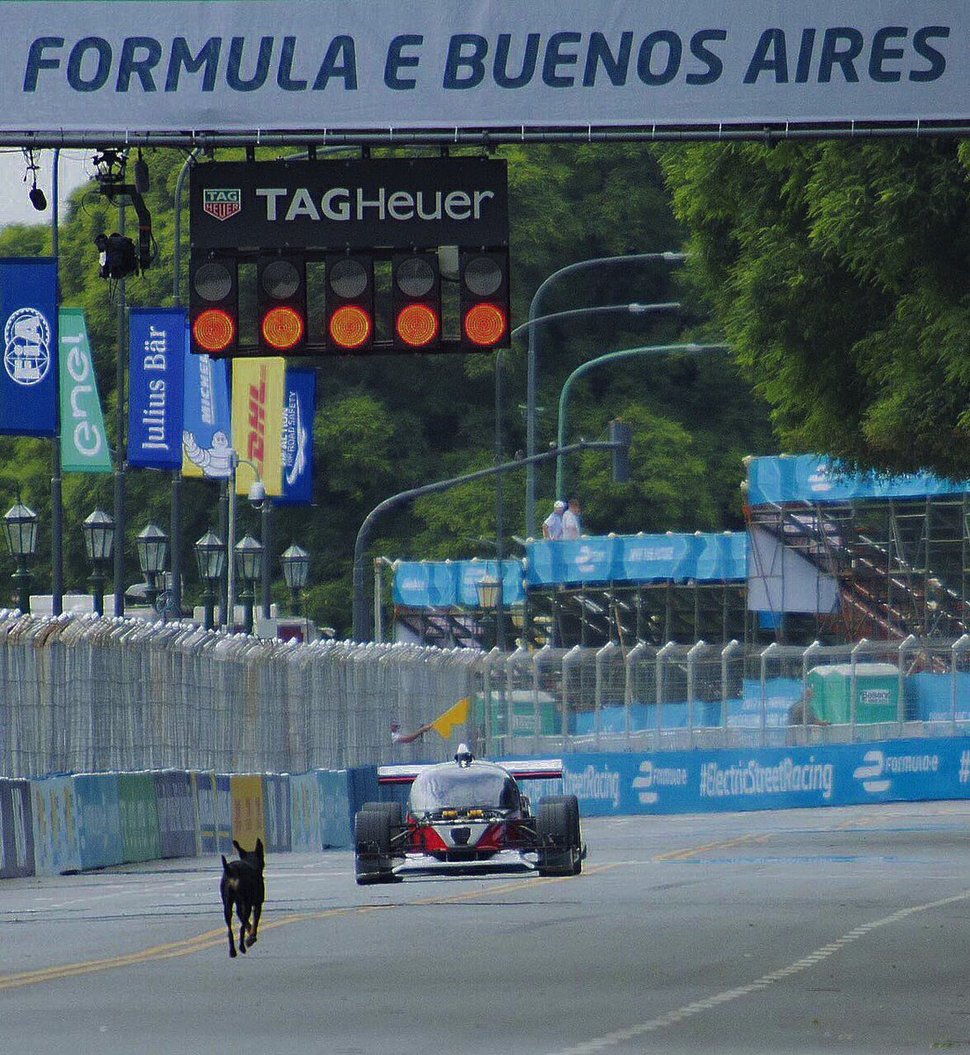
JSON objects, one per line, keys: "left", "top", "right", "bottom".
{"left": 535, "top": 796, "right": 582, "bottom": 877}
{"left": 354, "top": 807, "right": 399, "bottom": 885}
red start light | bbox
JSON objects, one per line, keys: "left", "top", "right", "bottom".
{"left": 395, "top": 303, "right": 440, "bottom": 348}
{"left": 261, "top": 305, "right": 305, "bottom": 351}
{"left": 463, "top": 302, "right": 507, "bottom": 348}
{"left": 192, "top": 308, "right": 236, "bottom": 354}
{"left": 329, "top": 304, "right": 373, "bottom": 350}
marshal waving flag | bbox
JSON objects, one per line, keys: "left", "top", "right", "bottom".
{"left": 231, "top": 358, "right": 284, "bottom": 496}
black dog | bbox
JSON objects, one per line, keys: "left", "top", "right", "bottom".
{"left": 220, "top": 838, "right": 265, "bottom": 958}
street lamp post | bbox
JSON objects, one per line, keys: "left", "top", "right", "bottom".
{"left": 194, "top": 529, "right": 225, "bottom": 631}
{"left": 524, "top": 252, "right": 688, "bottom": 536}
{"left": 476, "top": 572, "right": 501, "bottom": 650}
{"left": 555, "top": 342, "right": 729, "bottom": 498}
{"left": 2, "top": 501, "right": 38, "bottom": 613}
{"left": 280, "top": 543, "right": 310, "bottom": 609}
{"left": 226, "top": 451, "right": 266, "bottom": 631}
{"left": 136, "top": 523, "right": 168, "bottom": 613}
{"left": 234, "top": 534, "right": 263, "bottom": 635}
{"left": 82, "top": 508, "right": 114, "bottom": 616}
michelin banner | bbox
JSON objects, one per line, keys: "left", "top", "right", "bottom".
{"left": 182, "top": 343, "right": 232, "bottom": 480}
{"left": 561, "top": 738, "right": 970, "bottom": 816}
{"left": 2, "top": 2, "right": 969, "bottom": 134}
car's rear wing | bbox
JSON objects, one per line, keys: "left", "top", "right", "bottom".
{"left": 378, "top": 759, "right": 563, "bottom": 785}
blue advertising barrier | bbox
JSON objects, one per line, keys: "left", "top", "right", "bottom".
{"left": 263, "top": 773, "right": 292, "bottom": 853}
{"left": 290, "top": 771, "right": 321, "bottom": 852}
{"left": 0, "top": 778, "right": 34, "bottom": 878}
{"left": 317, "top": 769, "right": 354, "bottom": 849}
{"left": 561, "top": 737, "right": 970, "bottom": 817}
{"left": 30, "top": 774, "right": 80, "bottom": 875}
{"left": 74, "top": 774, "right": 124, "bottom": 870}
{"left": 153, "top": 770, "right": 197, "bottom": 858}
{"left": 193, "top": 771, "right": 233, "bottom": 856}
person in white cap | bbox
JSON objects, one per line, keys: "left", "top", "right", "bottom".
{"left": 542, "top": 500, "right": 566, "bottom": 539}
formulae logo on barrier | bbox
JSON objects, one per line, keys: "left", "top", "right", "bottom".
{"left": 852, "top": 748, "right": 940, "bottom": 796}
{"left": 632, "top": 760, "right": 688, "bottom": 806}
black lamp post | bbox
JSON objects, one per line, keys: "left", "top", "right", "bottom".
{"left": 82, "top": 508, "right": 114, "bottom": 616}
{"left": 280, "top": 543, "right": 310, "bottom": 609}
{"left": 2, "top": 501, "right": 38, "bottom": 613}
{"left": 136, "top": 523, "right": 168, "bottom": 612}
{"left": 194, "top": 529, "right": 225, "bottom": 631}
{"left": 234, "top": 534, "right": 263, "bottom": 635}
{"left": 477, "top": 572, "right": 501, "bottom": 650}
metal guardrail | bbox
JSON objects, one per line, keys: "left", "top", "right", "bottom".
{"left": 1, "top": 611, "right": 969, "bottom": 780}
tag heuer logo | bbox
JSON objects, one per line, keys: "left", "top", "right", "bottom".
{"left": 203, "top": 189, "right": 241, "bottom": 221}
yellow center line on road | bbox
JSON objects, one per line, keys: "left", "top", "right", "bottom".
{"left": 0, "top": 863, "right": 619, "bottom": 991}
{"left": 656, "top": 832, "right": 768, "bottom": 861}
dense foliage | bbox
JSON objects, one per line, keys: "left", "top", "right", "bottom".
{"left": 658, "top": 138, "right": 970, "bottom": 479}
{"left": 0, "top": 144, "right": 774, "bottom": 633}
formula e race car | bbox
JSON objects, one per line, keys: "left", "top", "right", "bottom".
{"left": 354, "top": 745, "right": 585, "bottom": 884}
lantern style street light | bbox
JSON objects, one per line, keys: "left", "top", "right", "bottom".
{"left": 136, "top": 523, "right": 168, "bottom": 612}
{"left": 476, "top": 572, "right": 501, "bottom": 650}
{"left": 280, "top": 543, "right": 310, "bottom": 609}
{"left": 82, "top": 508, "right": 114, "bottom": 616}
{"left": 194, "top": 529, "right": 225, "bottom": 631}
{"left": 2, "top": 501, "right": 38, "bottom": 613}
{"left": 234, "top": 534, "right": 263, "bottom": 634}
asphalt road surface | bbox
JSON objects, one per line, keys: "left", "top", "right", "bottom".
{"left": 3, "top": 802, "right": 970, "bottom": 1054}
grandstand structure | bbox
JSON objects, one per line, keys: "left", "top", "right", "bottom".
{"left": 384, "top": 455, "right": 970, "bottom": 650}
{"left": 745, "top": 454, "right": 970, "bottom": 644}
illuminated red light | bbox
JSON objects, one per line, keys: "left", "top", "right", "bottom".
{"left": 395, "top": 303, "right": 440, "bottom": 348}
{"left": 192, "top": 308, "right": 236, "bottom": 354}
{"left": 329, "top": 305, "right": 373, "bottom": 349}
{"left": 463, "top": 302, "right": 507, "bottom": 348}
{"left": 261, "top": 305, "right": 305, "bottom": 351}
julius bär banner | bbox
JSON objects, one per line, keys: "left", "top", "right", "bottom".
{"left": 3, "top": 1, "right": 970, "bottom": 134}
{"left": 128, "top": 308, "right": 185, "bottom": 469}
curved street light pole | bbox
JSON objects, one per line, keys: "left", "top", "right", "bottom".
{"left": 555, "top": 342, "right": 729, "bottom": 498}
{"left": 524, "top": 251, "right": 688, "bottom": 537}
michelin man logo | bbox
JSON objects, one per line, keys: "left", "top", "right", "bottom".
{"left": 852, "top": 750, "right": 891, "bottom": 794}
{"left": 183, "top": 429, "right": 233, "bottom": 478}
{"left": 4, "top": 308, "right": 51, "bottom": 386}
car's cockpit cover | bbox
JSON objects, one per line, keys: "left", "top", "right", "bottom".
{"left": 409, "top": 762, "right": 521, "bottom": 813}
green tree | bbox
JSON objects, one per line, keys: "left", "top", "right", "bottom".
{"left": 657, "top": 138, "right": 970, "bottom": 478}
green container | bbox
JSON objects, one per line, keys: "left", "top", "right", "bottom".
{"left": 806, "top": 663, "right": 899, "bottom": 724}
{"left": 473, "top": 690, "right": 560, "bottom": 738}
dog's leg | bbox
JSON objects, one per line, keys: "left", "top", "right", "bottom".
{"left": 237, "top": 901, "right": 248, "bottom": 955}
{"left": 247, "top": 900, "right": 262, "bottom": 947}
{"left": 223, "top": 896, "right": 237, "bottom": 958}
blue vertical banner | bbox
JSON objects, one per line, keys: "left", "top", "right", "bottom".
{"left": 0, "top": 257, "right": 58, "bottom": 437}
{"left": 277, "top": 367, "right": 316, "bottom": 506}
{"left": 181, "top": 338, "right": 232, "bottom": 479}
{"left": 128, "top": 308, "right": 185, "bottom": 469}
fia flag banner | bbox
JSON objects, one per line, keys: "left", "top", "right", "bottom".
{"left": 0, "top": 258, "right": 58, "bottom": 437}
{"left": 277, "top": 368, "right": 315, "bottom": 506}
{"left": 59, "top": 308, "right": 111, "bottom": 472}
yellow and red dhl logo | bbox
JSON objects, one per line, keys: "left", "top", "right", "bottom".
{"left": 246, "top": 367, "right": 267, "bottom": 465}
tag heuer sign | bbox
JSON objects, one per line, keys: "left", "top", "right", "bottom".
{"left": 203, "top": 189, "right": 242, "bottom": 222}
{"left": 190, "top": 158, "right": 508, "bottom": 251}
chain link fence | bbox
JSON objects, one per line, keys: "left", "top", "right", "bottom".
{"left": 2, "top": 611, "right": 970, "bottom": 779}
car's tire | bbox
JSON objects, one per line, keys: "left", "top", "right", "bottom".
{"left": 536, "top": 799, "right": 575, "bottom": 877}
{"left": 559, "top": 794, "right": 583, "bottom": 874}
{"left": 360, "top": 800, "right": 403, "bottom": 826}
{"left": 355, "top": 807, "right": 397, "bottom": 885}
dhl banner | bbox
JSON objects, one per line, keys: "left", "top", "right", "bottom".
{"left": 231, "top": 358, "right": 284, "bottom": 496}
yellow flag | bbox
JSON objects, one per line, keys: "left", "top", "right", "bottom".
{"left": 430, "top": 697, "right": 471, "bottom": 739}
{"left": 231, "top": 358, "right": 285, "bottom": 496}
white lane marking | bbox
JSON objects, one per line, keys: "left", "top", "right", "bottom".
{"left": 546, "top": 887, "right": 970, "bottom": 1055}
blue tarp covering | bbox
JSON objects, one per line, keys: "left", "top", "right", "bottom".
{"left": 748, "top": 454, "right": 970, "bottom": 507}
{"left": 525, "top": 532, "right": 747, "bottom": 587}
{"left": 393, "top": 559, "right": 525, "bottom": 608}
